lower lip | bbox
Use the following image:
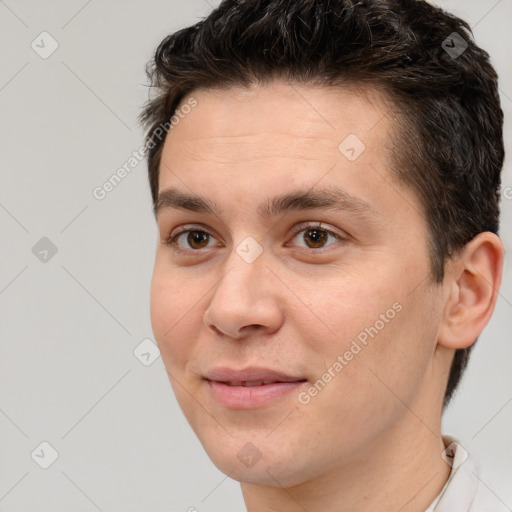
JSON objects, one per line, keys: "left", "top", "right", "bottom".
{"left": 206, "top": 380, "right": 306, "bottom": 409}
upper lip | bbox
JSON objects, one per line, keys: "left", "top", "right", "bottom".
{"left": 204, "top": 366, "right": 307, "bottom": 385}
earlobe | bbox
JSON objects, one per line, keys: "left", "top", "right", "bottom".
{"left": 437, "top": 232, "right": 504, "bottom": 350}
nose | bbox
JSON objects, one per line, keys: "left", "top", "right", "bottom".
{"left": 203, "top": 246, "right": 284, "bottom": 340}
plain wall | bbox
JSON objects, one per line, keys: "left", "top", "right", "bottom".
{"left": 1, "top": 1, "right": 511, "bottom": 510}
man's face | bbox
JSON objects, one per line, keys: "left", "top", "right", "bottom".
{"left": 150, "top": 81, "right": 446, "bottom": 486}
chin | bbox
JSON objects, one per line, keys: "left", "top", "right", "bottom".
{"left": 199, "top": 434, "right": 315, "bottom": 488}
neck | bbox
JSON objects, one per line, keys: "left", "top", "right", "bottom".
{"left": 241, "top": 413, "right": 450, "bottom": 512}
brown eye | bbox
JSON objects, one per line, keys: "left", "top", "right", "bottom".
{"left": 303, "top": 228, "right": 329, "bottom": 248}
{"left": 289, "top": 223, "right": 344, "bottom": 251}
{"left": 166, "top": 229, "right": 218, "bottom": 251}
{"left": 187, "top": 231, "right": 210, "bottom": 249}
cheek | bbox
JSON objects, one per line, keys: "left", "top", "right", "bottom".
{"left": 297, "top": 272, "right": 395, "bottom": 356}
{"left": 301, "top": 268, "right": 431, "bottom": 392}
{"left": 150, "top": 267, "right": 200, "bottom": 366}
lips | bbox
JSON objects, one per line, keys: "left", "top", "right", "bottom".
{"left": 204, "top": 367, "right": 307, "bottom": 409}
{"left": 204, "top": 367, "right": 306, "bottom": 385}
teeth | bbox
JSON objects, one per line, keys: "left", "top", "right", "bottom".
{"left": 243, "top": 380, "right": 267, "bottom": 387}
{"left": 224, "top": 380, "right": 276, "bottom": 387}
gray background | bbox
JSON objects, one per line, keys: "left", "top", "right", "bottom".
{"left": 0, "top": 1, "right": 511, "bottom": 511}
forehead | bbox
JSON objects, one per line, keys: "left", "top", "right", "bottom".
{"left": 156, "top": 80, "right": 412, "bottom": 223}
{"left": 165, "top": 81, "right": 394, "bottom": 159}
{"left": 161, "top": 81, "right": 395, "bottom": 169}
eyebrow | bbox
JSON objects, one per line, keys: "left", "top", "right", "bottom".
{"left": 154, "top": 186, "right": 380, "bottom": 221}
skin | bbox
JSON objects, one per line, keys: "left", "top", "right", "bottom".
{"left": 150, "top": 81, "right": 503, "bottom": 511}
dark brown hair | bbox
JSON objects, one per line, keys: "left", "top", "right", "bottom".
{"left": 140, "top": 0, "right": 504, "bottom": 407}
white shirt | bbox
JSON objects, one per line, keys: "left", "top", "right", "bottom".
{"left": 425, "top": 435, "right": 510, "bottom": 511}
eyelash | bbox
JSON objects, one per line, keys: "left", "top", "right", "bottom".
{"left": 164, "top": 222, "right": 347, "bottom": 254}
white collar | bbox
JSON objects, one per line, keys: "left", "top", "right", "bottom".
{"left": 425, "top": 435, "right": 478, "bottom": 512}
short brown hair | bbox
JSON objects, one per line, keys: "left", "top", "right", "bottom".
{"left": 140, "top": 0, "right": 504, "bottom": 407}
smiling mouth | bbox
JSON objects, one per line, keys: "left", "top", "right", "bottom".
{"left": 204, "top": 376, "right": 308, "bottom": 409}
{"left": 202, "top": 366, "right": 308, "bottom": 408}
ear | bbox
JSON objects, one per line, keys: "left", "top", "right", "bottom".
{"left": 438, "top": 232, "right": 504, "bottom": 349}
